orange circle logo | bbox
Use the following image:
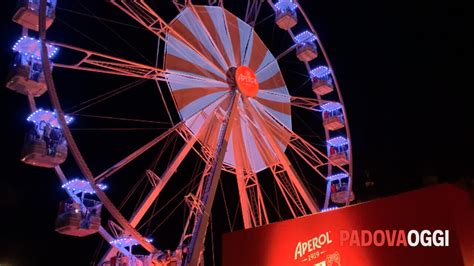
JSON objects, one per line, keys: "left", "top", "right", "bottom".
{"left": 235, "top": 66, "right": 259, "bottom": 97}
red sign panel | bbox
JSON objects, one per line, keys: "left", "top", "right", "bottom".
{"left": 223, "top": 184, "right": 473, "bottom": 266}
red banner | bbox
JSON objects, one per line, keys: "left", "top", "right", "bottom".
{"left": 223, "top": 184, "right": 473, "bottom": 266}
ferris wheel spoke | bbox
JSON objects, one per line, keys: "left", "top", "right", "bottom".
{"left": 109, "top": 0, "right": 226, "bottom": 76}
{"left": 242, "top": 107, "right": 304, "bottom": 217}
{"left": 258, "top": 69, "right": 286, "bottom": 90}
{"left": 257, "top": 90, "right": 338, "bottom": 111}
{"left": 255, "top": 44, "right": 297, "bottom": 76}
{"left": 97, "top": 92, "right": 231, "bottom": 218}
{"left": 51, "top": 42, "right": 226, "bottom": 86}
{"left": 52, "top": 42, "right": 167, "bottom": 79}
{"left": 174, "top": 85, "right": 232, "bottom": 126}
{"left": 93, "top": 124, "right": 182, "bottom": 184}
{"left": 130, "top": 109, "right": 221, "bottom": 227}
{"left": 197, "top": 5, "right": 236, "bottom": 66}
{"left": 185, "top": 5, "right": 232, "bottom": 69}
{"left": 179, "top": 92, "right": 240, "bottom": 265}
{"left": 254, "top": 93, "right": 291, "bottom": 116}
{"left": 254, "top": 100, "right": 350, "bottom": 179}
{"left": 73, "top": 114, "right": 171, "bottom": 125}
{"left": 92, "top": 92, "right": 230, "bottom": 185}
{"left": 242, "top": 98, "right": 319, "bottom": 215}
{"left": 231, "top": 112, "right": 269, "bottom": 228}
{"left": 100, "top": 108, "right": 223, "bottom": 263}
{"left": 165, "top": 71, "right": 229, "bottom": 88}
{"left": 165, "top": 54, "right": 226, "bottom": 83}
{"left": 245, "top": 0, "right": 264, "bottom": 27}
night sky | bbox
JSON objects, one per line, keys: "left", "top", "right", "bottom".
{"left": 1, "top": 0, "right": 472, "bottom": 265}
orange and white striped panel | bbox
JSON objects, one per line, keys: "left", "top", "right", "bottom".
{"left": 165, "top": 6, "right": 291, "bottom": 172}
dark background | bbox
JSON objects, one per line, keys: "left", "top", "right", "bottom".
{"left": 1, "top": 0, "right": 472, "bottom": 265}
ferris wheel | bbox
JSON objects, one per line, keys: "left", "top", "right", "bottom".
{"left": 8, "top": 0, "right": 354, "bottom": 265}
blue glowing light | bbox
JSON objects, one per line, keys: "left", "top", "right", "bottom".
{"left": 61, "top": 178, "right": 107, "bottom": 194}
{"left": 12, "top": 36, "right": 59, "bottom": 59}
{"left": 327, "top": 173, "right": 349, "bottom": 181}
{"left": 294, "top": 31, "right": 317, "bottom": 44}
{"left": 275, "top": 0, "right": 297, "bottom": 11}
{"left": 321, "top": 102, "right": 342, "bottom": 112}
{"left": 310, "top": 66, "right": 331, "bottom": 79}
{"left": 321, "top": 207, "right": 338, "bottom": 212}
{"left": 327, "top": 136, "right": 348, "bottom": 147}
{"left": 110, "top": 237, "right": 140, "bottom": 247}
{"left": 26, "top": 109, "right": 74, "bottom": 128}
{"left": 109, "top": 236, "right": 153, "bottom": 247}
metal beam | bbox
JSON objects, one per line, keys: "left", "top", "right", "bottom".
{"left": 100, "top": 109, "right": 220, "bottom": 264}
{"left": 244, "top": 98, "right": 319, "bottom": 213}
{"left": 240, "top": 105, "right": 302, "bottom": 217}
{"left": 94, "top": 124, "right": 181, "bottom": 183}
{"left": 258, "top": 90, "right": 338, "bottom": 111}
{"left": 52, "top": 42, "right": 167, "bottom": 80}
{"left": 185, "top": 92, "right": 239, "bottom": 265}
{"left": 232, "top": 113, "right": 268, "bottom": 228}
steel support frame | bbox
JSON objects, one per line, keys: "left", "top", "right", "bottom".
{"left": 241, "top": 103, "right": 307, "bottom": 218}
{"left": 100, "top": 109, "right": 221, "bottom": 264}
{"left": 261, "top": 106, "right": 348, "bottom": 176}
{"left": 52, "top": 43, "right": 167, "bottom": 80}
{"left": 184, "top": 92, "right": 239, "bottom": 265}
{"left": 256, "top": 100, "right": 352, "bottom": 209}
{"left": 232, "top": 111, "right": 268, "bottom": 228}
{"left": 259, "top": 90, "right": 337, "bottom": 111}
{"left": 243, "top": 98, "right": 319, "bottom": 215}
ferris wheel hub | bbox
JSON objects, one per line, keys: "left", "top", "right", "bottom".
{"left": 226, "top": 66, "right": 259, "bottom": 98}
